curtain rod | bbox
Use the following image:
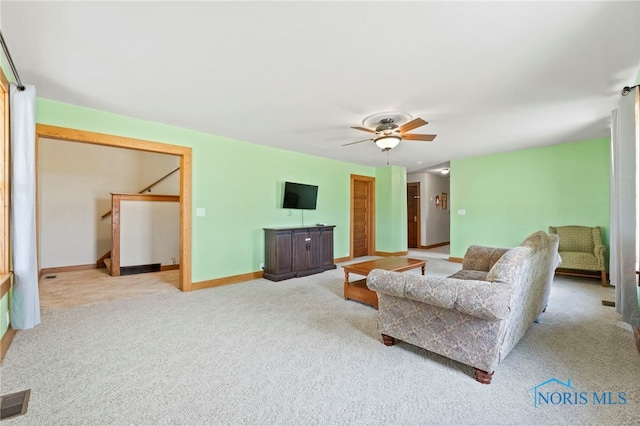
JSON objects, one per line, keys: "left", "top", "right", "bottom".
{"left": 0, "top": 30, "right": 25, "bottom": 91}
{"left": 622, "top": 85, "right": 638, "bottom": 96}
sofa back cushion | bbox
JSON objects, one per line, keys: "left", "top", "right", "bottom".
{"left": 462, "top": 246, "right": 509, "bottom": 272}
{"left": 486, "top": 246, "right": 531, "bottom": 284}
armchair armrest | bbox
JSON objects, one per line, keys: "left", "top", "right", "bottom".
{"left": 591, "top": 226, "right": 606, "bottom": 267}
{"left": 594, "top": 243, "right": 606, "bottom": 266}
{"left": 366, "top": 269, "right": 512, "bottom": 321}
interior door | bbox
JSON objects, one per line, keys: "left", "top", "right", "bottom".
{"left": 407, "top": 182, "right": 420, "bottom": 249}
{"left": 351, "top": 175, "right": 375, "bottom": 258}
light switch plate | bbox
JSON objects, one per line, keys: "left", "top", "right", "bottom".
{"left": 196, "top": 208, "right": 206, "bottom": 217}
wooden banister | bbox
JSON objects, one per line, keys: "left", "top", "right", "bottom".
{"left": 101, "top": 167, "right": 179, "bottom": 219}
{"left": 109, "top": 193, "right": 180, "bottom": 277}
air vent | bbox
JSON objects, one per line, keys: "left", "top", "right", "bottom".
{"left": 0, "top": 389, "right": 31, "bottom": 420}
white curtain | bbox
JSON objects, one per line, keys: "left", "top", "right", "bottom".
{"left": 10, "top": 83, "right": 40, "bottom": 330}
{"left": 610, "top": 86, "right": 639, "bottom": 328}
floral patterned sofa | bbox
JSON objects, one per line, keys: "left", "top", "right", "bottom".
{"left": 366, "top": 231, "right": 560, "bottom": 384}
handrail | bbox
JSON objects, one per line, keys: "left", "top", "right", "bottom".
{"left": 101, "top": 167, "right": 179, "bottom": 219}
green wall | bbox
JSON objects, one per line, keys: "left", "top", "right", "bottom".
{"left": 375, "top": 165, "right": 408, "bottom": 253}
{"left": 36, "top": 98, "right": 384, "bottom": 281}
{"left": 450, "top": 138, "right": 610, "bottom": 258}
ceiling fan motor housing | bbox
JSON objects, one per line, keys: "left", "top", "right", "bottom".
{"left": 375, "top": 118, "right": 400, "bottom": 134}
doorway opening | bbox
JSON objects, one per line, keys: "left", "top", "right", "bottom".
{"left": 350, "top": 174, "right": 375, "bottom": 258}
{"left": 407, "top": 182, "right": 421, "bottom": 249}
{"left": 35, "top": 125, "right": 192, "bottom": 291}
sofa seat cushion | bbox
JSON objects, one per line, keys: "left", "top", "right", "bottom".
{"left": 558, "top": 251, "right": 602, "bottom": 270}
{"left": 448, "top": 269, "right": 488, "bottom": 281}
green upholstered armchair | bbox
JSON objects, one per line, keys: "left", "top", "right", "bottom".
{"left": 548, "top": 225, "right": 607, "bottom": 286}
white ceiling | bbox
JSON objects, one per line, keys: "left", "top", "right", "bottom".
{"left": 2, "top": 1, "right": 639, "bottom": 173}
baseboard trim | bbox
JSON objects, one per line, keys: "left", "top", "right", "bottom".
{"left": 334, "top": 256, "right": 350, "bottom": 264}
{"left": 160, "top": 264, "right": 180, "bottom": 271}
{"left": 449, "top": 257, "right": 464, "bottom": 263}
{"left": 375, "top": 251, "right": 409, "bottom": 257}
{"left": 1, "top": 327, "right": 16, "bottom": 363}
{"left": 192, "top": 271, "right": 263, "bottom": 290}
{"left": 40, "top": 264, "right": 97, "bottom": 277}
{"left": 420, "top": 242, "right": 450, "bottom": 249}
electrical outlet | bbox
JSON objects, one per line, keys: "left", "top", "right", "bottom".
{"left": 171, "top": 257, "right": 176, "bottom": 265}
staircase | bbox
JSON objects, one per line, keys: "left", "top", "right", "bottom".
{"left": 97, "top": 250, "right": 111, "bottom": 274}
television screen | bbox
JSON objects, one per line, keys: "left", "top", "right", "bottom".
{"left": 283, "top": 182, "right": 318, "bottom": 210}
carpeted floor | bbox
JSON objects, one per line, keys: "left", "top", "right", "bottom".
{"left": 1, "top": 256, "right": 639, "bottom": 425}
{"left": 38, "top": 268, "right": 180, "bottom": 310}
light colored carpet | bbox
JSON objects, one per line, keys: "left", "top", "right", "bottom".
{"left": 2, "top": 257, "right": 639, "bottom": 425}
{"left": 38, "top": 268, "right": 180, "bottom": 310}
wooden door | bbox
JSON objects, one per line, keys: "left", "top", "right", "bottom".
{"left": 351, "top": 175, "right": 375, "bottom": 258}
{"left": 407, "top": 182, "right": 420, "bottom": 249}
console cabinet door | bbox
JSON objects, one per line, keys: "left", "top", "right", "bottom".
{"left": 307, "top": 228, "right": 323, "bottom": 270}
{"left": 292, "top": 229, "right": 310, "bottom": 272}
{"left": 264, "top": 229, "right": 294, "bottom": 281}
{"left": 321, "top": 227, "right": 334, "bottom": 269}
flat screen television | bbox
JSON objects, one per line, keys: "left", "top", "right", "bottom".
{"left": 282, "top": 181, "right": 318, "bottom": 210}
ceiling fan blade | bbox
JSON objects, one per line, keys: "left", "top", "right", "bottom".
{"left": 351, "top": 126, "right": 377, "bottom": 134}
{"left": 342, "top": 138, "right": 373, "bottom": 146}
{"left": 398, "top": 118, "right": 428, "bottom": 133}
{"left": 403, "top": 133, "right": 437, "bottom": 141}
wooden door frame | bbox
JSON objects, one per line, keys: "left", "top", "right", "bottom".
{"left": 407, "top": 182, "right": 421, "bottom": 249}
{"left": 350, "top": 174, "right": 375, "bottom": 259}
{"left": 35, "top": 124, "right": 193, "bottom": 291}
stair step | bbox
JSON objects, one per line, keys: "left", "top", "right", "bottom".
{"left": 104, "top": 258, "right": 111, "bottom": 274}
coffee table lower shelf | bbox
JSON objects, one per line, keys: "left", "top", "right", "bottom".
{"left": 344, "top": 278, "right": 378, "bottom": 308}
{"left": 342, "top": 257, "right": 427, "bottom": 309}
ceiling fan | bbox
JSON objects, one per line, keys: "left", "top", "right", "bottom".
{"left": 343, "top": 116, "right": 437, "bottom": 151}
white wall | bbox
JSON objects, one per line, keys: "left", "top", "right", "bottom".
{"left": 39, "top": 138, "right": 179, "bottom": 268}
{"left": 120, "top": 201, "right": 180, "bottom": 267}
{"left": 407, "top": 172, "right": 451, "bottom": 246}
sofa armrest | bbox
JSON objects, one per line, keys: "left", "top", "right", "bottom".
{"left": 367, "top": 269, "right": 456, "bottom": 309}
{"left": 455, "top": 280, "right": 512, "bottom": 321}
{"left": 366, "top": 269, "right": 512, "bottom": 321}
{"left": 462, "top": 246, "right": 510, "bottom": 272}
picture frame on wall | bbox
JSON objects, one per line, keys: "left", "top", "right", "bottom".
{"left": 441, "top": 193, "right": 447, "bottom": 210}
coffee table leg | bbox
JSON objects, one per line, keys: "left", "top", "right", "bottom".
{"left": 344, "top": 270, "right": 350, "bottom": 300}
{"left": 421, "top": 264, "right": 425, "bottom": 275}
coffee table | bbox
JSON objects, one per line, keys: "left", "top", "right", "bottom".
{"left": 343, "top": 257, "right": 426, "bottom": 308}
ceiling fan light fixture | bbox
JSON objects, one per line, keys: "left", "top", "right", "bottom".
{"left": 441, "top": 168, "right": 450, "bottom": 175}
{"left": 375, "top": 135, "right": 401, "bottom": 151}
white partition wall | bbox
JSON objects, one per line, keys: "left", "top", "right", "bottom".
{"left": 120, "top": 200, "right": 180, "bottom": 267}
